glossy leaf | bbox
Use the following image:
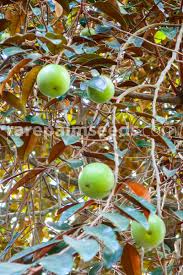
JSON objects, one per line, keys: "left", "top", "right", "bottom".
{"left": 0, "top": 263, "right": 30, "bottom": 275}
{"left": 102, "top": 212, "right": 130, "bottom": 231}
{"left": 103, "top": 246, "right": 122, "bottom": 269}
{"left": 115, "top": 205, "right": 149, "bottom": 230}
{"left": 84, "top": 224, "right": 120, "bottom": 253}
{"left": 63, "top": 236, "right": 99, "bottom": 262}
{"left": 9, "top": 239, "right": 61, "bottom": 262}
{"left": 174, "top": 210, "right": 183, "bottom": 221}
{"left": 40, "top": 253, "right": 73, "bottom": 275}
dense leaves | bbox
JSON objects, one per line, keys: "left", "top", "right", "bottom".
{"left": 0, "top": 0, "right": 182, "bottom": 274}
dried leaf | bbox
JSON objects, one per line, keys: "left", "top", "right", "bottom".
{"left": 53, "top": 0, "right": 64, "bottom": 17}
{"left": 3, "top": 167, "right": 45, "bottom": 201}
{"left": 127, "top": 182, "right": 151, "bottom": 202}
{"left": 0, "top": 59, "right": 31, "bottom": 95}
{"left": 48, "top": 140, "right": 67, "bottom": 163}
{"left": 55, "top": 0, "right": 70, "bottom": 13}
{"left": 0, "top": 19, "right": 10, "bottom": 31}
{"left": 94, "top": 0, "right": 127, "bottom": 27}
{"left": 17, "top": 131, "right": 40, "bottom": 160}
{"left": 5, "top": 6, "right": 25, "bottom": 35}
{"left": 121, "top": 243, "right": 141, "bottom": 275}
{"left": 143, "top": 128, "right": 168, "bottom": 147}
{"left": 22, "top": 66, "right": 42, "bottom": 104}
{"left": 2, "top": 33, "right": 36, "bottom": 45}
{"left": 1, "top": 91, "right": 25, "bottom": 112}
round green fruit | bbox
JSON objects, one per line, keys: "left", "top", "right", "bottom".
{"left": 87, "top": 75, "right": 115, "bottom": 103}
{"left": 80, "top": 27, "right": 96, "bottom": 37}
{"left": 131, "top": 214, "right": 166, "bottom": 250}
{"left": 78, "top": 162, "right": 115, "bottom": 199}
{"left": 37, "top": 64, "right": 70, "bottom": 98}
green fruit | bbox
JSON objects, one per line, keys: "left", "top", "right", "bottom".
{"left": 87, "top": 75, "right": 115, "bottom": 103}
{"left": 80, "top": 27, "right": 96, "bottom": 37}
{"left": 78, "top": 162, "right": 115, "bottom": 199}
{"left": 131, "top": 214, "right": 166, "bottom": 250}
{"left": 37, "top": 64, "right": 70, "bottom": 98}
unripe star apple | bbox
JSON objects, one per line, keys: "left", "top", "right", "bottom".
{"left": 37, "top": 64, "right": 70, "bottom": 98}
{"left": 131, "top": 214, "right": 166, "bottom": 250}
{"left": 80, "top": 27, "right": 96, "bottom": 37}
{"left": 78, "top": 162, "right": 115, "bottom": 199}
{"left": 87, "top": 75, "right": 115, "bottom": 103}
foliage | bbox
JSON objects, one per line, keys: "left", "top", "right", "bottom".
{"left": 0, "top": 0, "right": 182, "bottom": 274}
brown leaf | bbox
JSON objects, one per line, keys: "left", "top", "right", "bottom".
{"left": 17, "top": 131, "right": 40, "bottom": 160}
{"left": 118, "top": 80, "right": 137, "bottom": 88}
{"left": 127, "top": 181, "right": 151, "bottom": 202}
{"left": 94, "top": 0, "right": 127, "bottom": 27}
{"left": 72, "top": 54, "right": 116, "bottom": 67}
{"left": 57, "top": 200, "right": 96, "bottom": 215}
{"left": 48, "top": 140, "right": 67, "bottom": 163}
{"left": 3, "top": 167, "right": 45, "bottom": 201}
{"left": 1, "top": 0, "right": 20, "bottom": 5}
{"left": 53, "top": 0, "right": 64, "bottom": 17}
{"left": 1, "top": 91, "right": 25, "bottom": 112}
{"left": 0, "top": 19, "right": 10, "bottom": 31}
{"left": 0, "top": 59, "right": 31, "bottom": 95}
{"left": 2, "top": 33, "right": 36, "bottom": 45}
{"left": 121, "top": 243, "right": 141, "bottom": 275}
{"left": 22, "top": 66, "right": 42, "bottom": 104}
{"left": 143, "top": 127, "right": 168, "bottom": 147}
{"left": 5, "top": 6, "right": 25, "bottom": 35}
{"left": 55, "top": 0, "right": 70, "bottom": 13}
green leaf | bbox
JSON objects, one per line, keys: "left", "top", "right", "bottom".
{"left": 46, "top": 221, "right": 70, "bottom": 231}
{"left": 40, "top": 253, "right": 73, "bottom": 275}
{"left": 84, "top": 224, "right": 120, "bottom": 253}
{"left": 25, "top": 115, "right": 48, "bottom": 126}
{"left": 128, "top": 37, "right": 143, "bottom": 47}
{"left": 102, "top": 212, "right": 130, "bottom": 231}
{"left": 151, "top": 265, "right": 173, "bottom": 275}
{"left": 32, "top": 7, "right": 41, "bottom": 16}
{"left": 162, "top": 166, "right": 177, "bottom": 178}
{"left": 162, "top": 135, "right": 176, "bottom": 154}
{"left": 174, "top": 210, "right": 183, "bottom": 221}
{"left": 9, "top": 239, "right": 61, "bottom": 262}
{"left": 135, "top": 139, "right": 151, "bottom": 148}
{"left": 59, "top": 203, "right": 85, "bottom": 224}
{"left": 122, "top": 192, "right": 156, "bottom": 214}
{"left": 63, "top": 236, "right": 99, "bottom": 262}
{"left": 11, "top": 135, "right": 24, "bottom": 148}
{"left": 155, "top": 115, "right": 167, "bottom": 124}
{"left": 103, "top": 246, "right": 122, "bottom": 269}
{"left": 87, "top": 76, "right": 107, "bottom": 92}
{"left": 61, "top": 134, "right": 80, "bottom": 145}
{"left": 0, "top": 263, "right": 30, "bottom": 275}
{"left": 160, "top": 27, "right": 177, "bottom": 40}
{"left": 115, "top": 205, "right": 149, "bottom": 230}
{"left": 88, "top": 263, "right": 103, "bottom": 275}
{"left": 66, "top": 159, "right": 83, "bottom": 169}
{"left": 154, "top": 30, "right": 167, "bottom": 44}
{"left": 104, "top": 148, "right": 128, "bottom": 164}
{"left": 2, "top": 46, "right": 25, "bottom": 57}
{"left": 154, "top": 0, "right": 165, "bottom": 14}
